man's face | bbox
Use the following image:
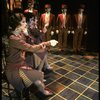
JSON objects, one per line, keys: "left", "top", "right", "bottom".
{"left": 45, "top": 8, "right": 51, "bottom": 13}
{"left": 28, "top": 3, "right": 34, "bottom": 9}
{"left": 62, "top": 8, "right": 67, "bottom": 13}
{"left": 79, "top": 8, "right": 84, "bottom": 13}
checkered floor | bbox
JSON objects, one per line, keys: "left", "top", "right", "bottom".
{"left": 2, "top": 48, "right": 99, "bottom": 100}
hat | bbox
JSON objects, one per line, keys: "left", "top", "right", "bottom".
{"left": 28, "top": 0, "right": 35, "bottom": 6}
{"left": 13, "top": 8, "right": 22, "bottom": 13}
{"left": 28, "top": 3, "right": 33, "bottom": 7}
{"left": 61, "top": 4, "right": 67, "bottom": 9}
{"left": 28, "top": 0, "right": 35, "bottom": 4}
{"left": 79, "top": 4, "right": 85, "bottom": 9}
{"left": 45, "top": 4, "right": 51, "bottom": 8}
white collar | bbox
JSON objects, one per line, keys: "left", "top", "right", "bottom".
{"left": 46, "top": 12, "right": 50, "bottom": 15}
{"left": 63, "top": 13, "right": 66, "bottom": 15}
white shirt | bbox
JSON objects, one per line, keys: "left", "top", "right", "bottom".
{"left": 78, "top": 12, "right": 83, "bottom": 28}
{"left": 45, "top": 12, "right": 50, "bottom": 27}
{"left": 62, "top": 13, "right": 66, "bottom": 28}
{"left": 28, "top": 9, "right": 33, "bottom": 13}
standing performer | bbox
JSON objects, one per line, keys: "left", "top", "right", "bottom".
{"left": 72, "top": 4, "right": 87, "bottom": 53}
{"left": 56, "top": 4, "right": 71, "bottom": 51}
{"left": 24, "top": 2, "right": 53, "bottom": 72}
{"left": 39, "top": 4, "right": 55, "bottom": 42}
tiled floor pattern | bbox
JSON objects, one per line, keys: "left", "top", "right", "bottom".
{"left": 2, "top": 50, "right": 99, "bottom": 100}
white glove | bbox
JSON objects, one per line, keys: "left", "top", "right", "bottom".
{"left": 50, "top": 40, "right": 58, "bottom": 47}
{"left": 67, "top": 30, "right": 70, "bottom": 34}
{"left": 84, "top": 31, "right": 87, "bottom": 35}
{"left": 71, "top": 30, "right": 74, "bottom": 34}
{"left": 51, "top": 31, "right": 54, "bottom": 35}
{"left": 56, "top": 30, "right": 59, "bottom": 34}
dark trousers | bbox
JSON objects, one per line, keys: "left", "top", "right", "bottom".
{"left": 58, "top": 28, "right": 68, "bottom": 50}
{"left": 43, "top": 27, "right": 52, "bottom": 42}
{"left": 73, "top": 28, "right": 84, "bottom": 52}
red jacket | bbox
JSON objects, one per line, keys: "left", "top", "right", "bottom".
{"left": 39, "top": 13, "right": 55, "bottom": 31}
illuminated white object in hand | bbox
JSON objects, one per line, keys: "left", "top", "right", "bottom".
{"left": 51, "top": 31, "right": 54, "bottom": 35}
{"left": 50, "top": 40, "right": 58, "bottom": 47}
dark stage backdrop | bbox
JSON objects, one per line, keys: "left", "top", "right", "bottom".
{"left": 36, "top": 0, "right": 99, "bottom": 52}
{"left": 86, "top": 0, "right": 99, "bottom": 52}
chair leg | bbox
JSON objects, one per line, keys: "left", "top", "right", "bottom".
{"left": 22, "top": 88, "right": 30, "bottom": 100}
{"left": 7, "top": 81, "right": 12, "bottom": 100}
{"left": 15, "top": 91, "right": 22, "bottom": 100}
{"left": 15, "top": 89, "right": 29, "bottom": 100}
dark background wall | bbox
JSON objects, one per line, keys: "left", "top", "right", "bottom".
{"left": 86, "top": 0, "right": 99, "bottom": 52}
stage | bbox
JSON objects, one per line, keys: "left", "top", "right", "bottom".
{"left": 2, "top": 48, "right": 99, "bottom": 100}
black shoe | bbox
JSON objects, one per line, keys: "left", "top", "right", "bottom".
{"left": 43, "top": 66, "right": 53, "bottom": 74}
{"left": 43, "top": 69, "right": 53, "bottom": 75}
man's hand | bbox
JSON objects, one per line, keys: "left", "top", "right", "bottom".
{"left": 39, "top": 42, "right": 46, "bottom": 49}
{"left": 67, "top": 30, "right": 70, "bottom": 34}
{"left": 41, "top": 41, "right": 51, "bottom": 47}
{"left": 39, "top": 41, "right": 50, "bottom": 50}
{"left": 56, "top": 30, "right": 59, "bottom": 34}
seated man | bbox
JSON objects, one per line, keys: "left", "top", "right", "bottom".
{"left": 24, "top": 2, "right": 53, "bottom": 72}
{"left": 25, "top": 24, "right": 53, "bottom": 72}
